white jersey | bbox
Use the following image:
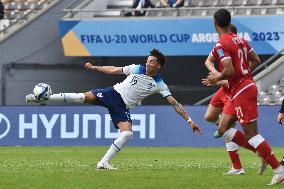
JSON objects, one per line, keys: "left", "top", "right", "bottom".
{"left": 113, "top": 64, "right": 171, "bottom": 109}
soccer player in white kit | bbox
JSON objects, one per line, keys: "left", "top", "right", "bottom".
{"left": 26, "top": 49, "right": 201, "bottom": 169}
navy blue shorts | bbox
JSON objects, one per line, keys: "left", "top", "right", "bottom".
{"left": 91, "top": 87, "right": 131, "bottom": 129}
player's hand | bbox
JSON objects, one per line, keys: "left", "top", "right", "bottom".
{"left": 207, "top": 72, "right": 220, "bottom": 84}
{"left": 85, "top": 62, "right": 94, "bottom": 70}
{"left": 202, "top": 78, "right": 212, "bottom": 87}
{"left": 189, "top": 121, "right": 202, "bottom": 135}
{"left": 278, "top": 113, "right": 284, "bottom": 125}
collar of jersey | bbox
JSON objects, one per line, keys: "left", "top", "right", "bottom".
{"left": 139, "top": 65, "right": 162, "bottom": 82}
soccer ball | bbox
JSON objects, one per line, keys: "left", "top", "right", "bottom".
{"left": 33, "top": 83, "right": 52, "bottom": 101}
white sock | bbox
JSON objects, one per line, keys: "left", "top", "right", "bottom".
{"left": 49, "top": 93, "right": 85, "bottom": 103}
{"left": 248, "top": 134, "right": 265, "bottom": 149}
{"left": 274, "top": 165, "right": 284, "bottom": 174}
{"left": 223, "top": 128, "right": 237, "bottom": 143}
{"left": 100, "top": 131, "right": 133, "bottom": 164}
{"left": 226, "top": 142, "right": 239, "bottom": 151}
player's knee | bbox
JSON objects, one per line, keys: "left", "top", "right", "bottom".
{"left": 126, "top": 131, "right": 133, "bottom": 138}
{"left": 204, "top": 113, "right": 217, "bottom": 123}
{"left": 118, "top": 121, "right": 133, "bottom": 132}
{"left": 243, "top": 122, "right": 258, "bottom": 140}
{"left": 121, "top": 130, "right": 133, "bottom": 140}
{"left": 84, "top": 92, "right": 96, "bottom": 104}
{"left": 244, "top": 133, "right": 255, "bottom": 140}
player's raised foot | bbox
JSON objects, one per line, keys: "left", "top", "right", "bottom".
{"left": 267, "top": 172, "right": 284, "bottom": 185}
{"left": 25, "top": 94, "right": 39, "bottom": 103}
{"left": 258, "top": 158, "right": 267, "bottom": 175}
{"left": 96, "top": 162, "right": 117, "bottom": 170}
{"left": 223, "top": 168, "right": 245, "bottom": 175}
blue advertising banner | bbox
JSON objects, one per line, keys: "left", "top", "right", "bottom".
{"left": 59, "top": 16, "right": 284, "bottom": 56}
{"left": 0, "top": 106, "right": 282, "bottom": 146}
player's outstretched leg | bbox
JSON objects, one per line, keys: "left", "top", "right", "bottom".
{"left": 204, "top": 110, "right": 246, "bottom": 175}
{"left": 223, "top": 127, "right": 284, "bottom": 184}
{"left": 224, "top": 142, "right": 245, "bottom": 175}
{"left": 97, "top": 122, "right": 133, "bottom": 170}
{"left": 223, "top": 128, "right": 256, "bottom": 153}
{"left": 247, "top": 134, "right": 284, "bottom": 185}
{"left": 223, "top": 128, "right": 268, "bottom": 175}
{"left": 26, "top": 93, "right": 86, "bottom": 103}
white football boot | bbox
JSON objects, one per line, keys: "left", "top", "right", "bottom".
{"left": 25, "top": 94, "right": 39, "bottom": 103}
{"left": 96, "top": 162, "right": 117, "bottom": 170}
{"left": 268, "top": 171, "right": 284, "bottom": 185}
{"left": 224, "top": 167, "right": 245, "bottom": 175}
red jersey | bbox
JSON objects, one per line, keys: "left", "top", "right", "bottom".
{"left": 210, "top": 33, "right": 255, "bottom": 98}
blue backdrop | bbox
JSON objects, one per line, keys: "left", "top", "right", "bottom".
{"left": 0, "top": 106, "right": 282, "bottom": 146}
{"left": 59, "top": 16, "right": 284, "bottom": 56}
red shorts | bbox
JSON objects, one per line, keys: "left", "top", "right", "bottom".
{"left": 210, "top": 87, "right": 235, "bottom": 115}
{"left": 232, "top": 83, "right": 258, "bottom": 126}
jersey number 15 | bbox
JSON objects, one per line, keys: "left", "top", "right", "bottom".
{"left": 130, "top": 76, "right": 138, "bottom": 85}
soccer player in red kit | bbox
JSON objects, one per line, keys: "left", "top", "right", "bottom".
{"left": 207, "top": 9, "right": 284, "bottom": 185}
{"left": 203, "top": 24, "right": 263, "bottom": 175}
{"left": 203, "top": 24, "right": 245, "bottom": 175}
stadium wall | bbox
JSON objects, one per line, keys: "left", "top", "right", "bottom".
{"left": 255, "top": 55, "right": 284, "bottom": 91}
{"left": 0, "top": 105, "right": 282, "bottom": 147}
{"left": 0, "top": 0, "right": 277, "bottom": 105}
{"left": 0, "top": 0, "right": 81, "bottom": 105}
{"left": 0, "top": 0, "right": 217, "bottom": 105}
{"left": 60, "top": 16, "right": 284, "bottom": 56}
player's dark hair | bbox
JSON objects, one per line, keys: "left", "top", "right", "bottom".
{"left": 214, "top": 9, "right": 231, "bottom": 28}
{"left": 150, "top": 49, "right": 166, "bottom": 67}
{"left": 228, "top": 24, "right": 237, "bottom": 34}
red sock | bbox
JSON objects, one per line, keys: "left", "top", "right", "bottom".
{"left": 256, "top": 140, "right": 280, "bottom": 169}
{"left": 232, "top": 131, "right": 256, "bottom": 153}
{"left": 228, "top": 150, "right": 242, "bottom": 169}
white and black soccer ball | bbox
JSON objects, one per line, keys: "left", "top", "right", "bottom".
{"left": 33, "top": 83, "right": 52, "bottom": 101}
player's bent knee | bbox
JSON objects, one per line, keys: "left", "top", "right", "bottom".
{"left": 204, "top": 113, "right": 217, "bottom": 123}
{"left": 84, "top": 92, "right": 97, "bottom": 104}
{"left": 122, "top": 130, "right": 133, "bottom": 139}
{"left": 118, "top": 121, "right": 132, "bottom": 132}
{"left": 244, "top": 133, "right": 256, "bottom": 140}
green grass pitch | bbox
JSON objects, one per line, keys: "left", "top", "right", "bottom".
{"left": 0, "top": 146, "right": 283, "bottom": 189}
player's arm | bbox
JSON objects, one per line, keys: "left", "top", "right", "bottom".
{"left": 215, "top": 80, "right": 228, "bottom": 86}
{"left": 85, "top": 62, "right": 123, "bottom": 74}
{"left": 203, "top": 79, "right": 229, "bottom": 87}
{"left": 207, "top": 58, "right": 234, "bottom": 84}
{"left": 205, "top": 54, "right": 219, "bottom": 75}
{"left": 202, "top": 77, "right": 228, "bottom": 87}
{"left": 203, "top": 53, "right": 229, "bottom": 87}
{"left": 165, "top": 95, "right": 201, "bottom": 134}
{"left": 248, "top": 50, "right": 261, "bottom": 72}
